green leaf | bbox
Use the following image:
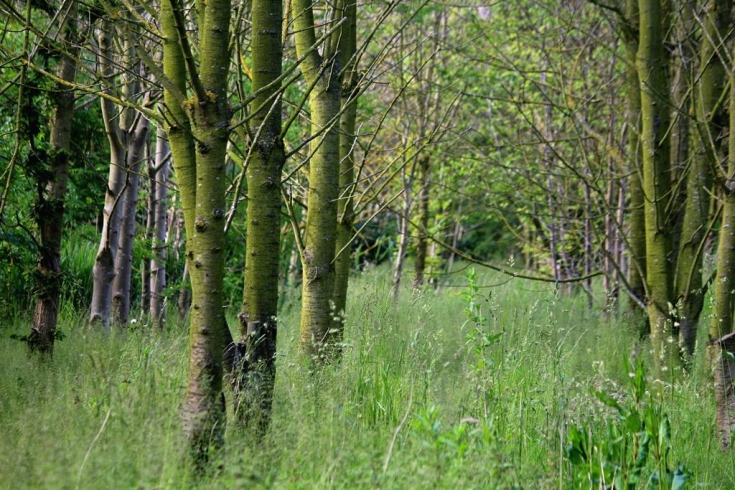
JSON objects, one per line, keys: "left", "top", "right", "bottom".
{"left": 626, "top": 410, "right": 642, "bottom": 433}
{"left": 594, "top": 389, "right": 623, "bottom": 412}
{"left": 565, "top": 425, "right": 589, "bottom": 465}
{"left": 671, "top": 465, "right": 691, "bottom": 490}
{"left": 659, "top": 414, "right": 671, "bottom": 447}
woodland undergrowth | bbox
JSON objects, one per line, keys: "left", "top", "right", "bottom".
{"left": 0, "top": 265, "right": 732, "bottom": 489}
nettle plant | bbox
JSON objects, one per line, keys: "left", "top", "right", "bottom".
{"left": 459, "top": 268, "right": 503, "bottom": 418}
{"left": 565, "top": 359, "right": 690, "bottom": 489}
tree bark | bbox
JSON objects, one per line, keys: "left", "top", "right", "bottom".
{"left": 637, "top": 0, "right": 678, "bottom": 376}
{"left": 142, "top": 158, "right": 154, "bottom": 319}
{"left": 709, "top": 37, "right": 735, "bottom": 450}
{"left": 162, "top": 0, "right": 230, "bottom": 466}
{"left": 28, "top": 1, "right": 79, "bottom": 354}
{"left": 624, "top": 0, "right": 647, "bottom": 332}
{"left": 111, "top": 117, "right": 150, "bottom": 325}
{"left": 89, "top": 24, "right": 129, "bottom": 329}
{"left": 392, "top": 192, "right": 410, "bottom": 299}
{"left": 235, "top": 0, "right": 285, "bottom": 433}
{"left": 413, "top": 155, "right": 430, "bottom": 289}
{"left": 293, "top": 0, "right": 343, "bottom": 360}
{"left": 150, "top": 127, "right": 170, "bottom": 328}
{"left": 331, "top": 0, "right": 358, "bottom": 354}
{"left": 676, "top": 0, "right": 730, "bottom": 358}
{"left": 668, "top": 1, "right": 694, "bottom": 262}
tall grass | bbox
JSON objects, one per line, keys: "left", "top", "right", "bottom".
{"left": 0, "top": 265, "right": 732, "bottom": 488}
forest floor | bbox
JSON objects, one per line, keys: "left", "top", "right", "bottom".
{"left": 0, "top": 265, "right": 733, "bottom": 489}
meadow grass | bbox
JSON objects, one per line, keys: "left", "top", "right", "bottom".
{"left": 0, "top": 265, "right": 733, "bottom": 489}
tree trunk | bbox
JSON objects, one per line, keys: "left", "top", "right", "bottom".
{"left": 150, "top": 127, "right": 170, "bottom": 328}
{"left": 709, "top": 41, "right": 735, "bottom": 449}
{"left": 668, "top": 1, "right": 694, "bottom": 263}
{"left": 162, "top": 0, "right": 230, "bottom": 466}
{"left": 331, "top": 0, "right": 358, "bottom": 354}
{"left": 637, "top": 0, "right": 678, "bottom": 376}
{"left": 178, "top": 263, "right": 192, "bottom": 320}
{"left": 142, "top": 164, "right": 154, "bottom": 320}
{"left": 392, "top": 198, "right": 410, "bottom": 300}
{"left": 235, "top": 0, "right": 285, "bottom": 433}
{"left": 293, "top": 0, "right": 344, "bottom": 360}
{"left": 676, "top": 0, "right": 730, "bottom": 358}
{"left": 413, "top": 155, "right": 430, "bottom": 289}
{"left": 624, "top": 0, "right": 647, "bottom": 327}
{"left": 712, "top": 333, "right": 735, "bottom": 450}
{"left": 89, "top": 24, "right": 128, "bottom": 329}
{"left": 162, "top": 0, "right": 196, "bottom": 332}
{"left": 28, "top": 2, "right": 79, "bottom": 354}
{"left": 111, "top": 117, "right": 149, "bottom": 325}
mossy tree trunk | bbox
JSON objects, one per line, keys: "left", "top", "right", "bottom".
{"left": 162, "top": 0, "right": 196, "bottom": 330}
{"left": 637, "top": 0, "right": 678, "bottom": 375}
{"left": 330, "top": 0, "right": 358, "bottom": 355}
{"left": 710, "top": 34, "right": 735, "bottom": 451}
{"left": 236, "top": 0, "right": 285, "bottom": 433}
{"left": 162, "top": 0, "right": 231, "bottom": 466}
{"left": 676, "top": 0, "right": 730, "bottom": 358}
{"left": 668, "top": 1, "right": 694, "bottom": 261}
{"left": 185, "top": 0, "right": 232, "bottom": 466}
{"left": 293, "top": 0, "right": 344, "bottom": 361}
{"left": 28, "top": 1, "right": 80, "bottom": 354}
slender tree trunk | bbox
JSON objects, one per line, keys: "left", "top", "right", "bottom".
{"left": 583, "top": 183, "right": 593, "bottom": 309}
{"left": 447, "top": 201, "right": 462, "bottom": 274}
{"left": 29, "top": 2, "right": 79, "bottom": 354}
{"left": 142, "top": 140, "right": 155, "bottom": 318}
{"left": 676, "top": 0, "right": 730, "bottom": 358}
{"left": 668, "top": 1, "right": 694, "bottom": 263}
{"left": 541, "top": 70, "right": 561, "bottom": 285}
{"left": 331, "top": 0, "right": 358, "bottom": 353}
{"left": 637, "top": 0, "right": 678, "bottom": 375}
{"left": 603, "top": 173, "right": 619, "bottom": 312}
{"left": 162, "top": 0, "right": 196, "bottom": 332}
{"left": 111, "top": 118, "right": 150, "bottom": 325}
{"left": 142, "top": 164, "right": 154, "bottom": 319}
{"left": 413, "top": 155, "right": 430, "bottom": 289}
{"left": 235, "top": 0, "right": 285, "bottom": 433}
{"left": 287, "top": 234, "right": 302, "bottom": 288}
{"left": 293, "top": 0, "right": 344, "bottom": 360}
{"left": 151, "top": 127, "right": 170, "bottom": 327}
{"left": 710, "top": 39, "right": 735, "bottom": 450}
{"left": 90, "top": 24, "right": 128, "bottom": 329}
{"left": 392, "top": 195, "right": 410, "bottom": 299}
{"left": 624, "top": 0, "right": 647, "bottom": 323}
{"left": 178, "top": 263, "right": 192, "bottom": 319}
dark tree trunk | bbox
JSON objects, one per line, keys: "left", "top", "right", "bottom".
{"left": 29, "top": 2, "right": 79, "bottom": 354}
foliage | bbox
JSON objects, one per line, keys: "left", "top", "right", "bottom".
{"left": 0, "top": 228, "right": 35, "bottom": 317}
{"left": 565, "top": 358, "right": 692, "bottom": 489}
{"left": 460, "top": 267, "right": 503, "bottom": 417}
